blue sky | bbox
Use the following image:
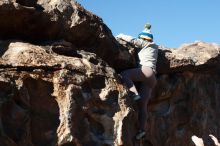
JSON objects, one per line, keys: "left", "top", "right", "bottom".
{"left": 78, "top": 0, "right": 220, "bottom": 48}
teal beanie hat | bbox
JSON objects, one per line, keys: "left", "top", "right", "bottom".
{"left": 138, "top": 23, "right": 153, "bottom": 41}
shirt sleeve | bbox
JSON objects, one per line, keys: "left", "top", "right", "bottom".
{"left": 130, "top": 38, "right": 142, "bottom": 48}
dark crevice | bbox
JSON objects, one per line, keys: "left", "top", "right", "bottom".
{"left": 89, "top": 75, "right": 106, "bottom": 89}
{"left": 61, "top": 143, "right": 76, "bottom": 146}
{"left": 0, "top": 65, "right": 84, "bottom": 74}
{"left": 86, "top": 114, "right": 105, "bottom": 139}
{"left": 23, "top": 78, "right": 60, "bottom": 146}
{"left": 89, "top": 57, "right": 99, "bottom": 65}
{"left": 15, "top": 0, "right": 44, "bottom": 11}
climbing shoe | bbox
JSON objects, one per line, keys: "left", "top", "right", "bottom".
{"left": 136, "top": 130, "right": 146, "bottom": 140}
{"left": 128, "top": 91, "right": 141, "bottom": 101}
{"left": 132, "top": 95, "right": 141, "bottom": 101}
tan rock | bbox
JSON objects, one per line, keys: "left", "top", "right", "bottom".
{"left": 0, "top": 41, "right": 134, "bottom": 146}
{"left": 0, "top": 0, "right": 134, "bottom": 70}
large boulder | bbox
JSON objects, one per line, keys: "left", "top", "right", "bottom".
{"left": 148, "top": 42, "right": 220, "bottom": 146}
{"left": 116, "top": 39, "right": 220, "bottom": 146}
{"left": 148, "top": 67, "right": 220, "bottom": 146}
{"left": 156, "top": 41, "right": 220, "bottom": 74}
{"left": 1, "top": 40, "right": 220, "bottom": 146}
{"left": 0, "top": 0, "right": 220, "bottom": 146}
{"left": 0, "top": 41, "right": 138, "bottom": 146}
{"left": 116, "top": 37, "right": 220, "bottom": 74}
{"left": 0, "top": 0, "right": 135, "bottom": 70}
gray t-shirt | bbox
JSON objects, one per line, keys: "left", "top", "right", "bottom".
{"left": 131, "top": 38, "right": 158, "bottom": 72}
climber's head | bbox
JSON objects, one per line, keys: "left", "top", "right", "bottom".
{"left": 138, "top": 23, "right": 153, "bottom": 42}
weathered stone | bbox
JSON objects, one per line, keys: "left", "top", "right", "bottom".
{"left": 156, "top": 41, "right": 220, "bottom": 74}
{"left": 116, "top": 38, "right": 220, "bottom": 146}
{"left": 0, "top": 0, "right": 134, "bottom": 71}
{"left": 0, "top": 0, "right": 220, "bottom": 146}
{"left": 0, "top": 41, "right": 136, "bottom": 146}
{"left": 147, "top": 71, "right": 220, "bottom": 146}
{"left": 117, "top": 38, "right": 220, "bottom": 74}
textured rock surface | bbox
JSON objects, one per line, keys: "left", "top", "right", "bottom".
{"left": 116, "top": 39, "right": 220, "bottom": 146}
{"left": 0, "top": 0, "right": 220, "bottom": 146}
{"left": 148, "top": 70, "right": 220, "bottom": 146}
{"left": 0, "top": 41, "right": 137, "bottom": 146}
{"left": 156, "top": 41, "right": 220, "bottom": 74}
{"left": 0, "top": 0, "right": 135, "bottom": 70}
{"left": 116, "top": 37, "right": 220, "bottom": 74}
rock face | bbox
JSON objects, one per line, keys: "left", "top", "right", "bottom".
{"left": 117, "top": 40, "right": 220, "bottom": 146}
{"left": 147, "top": 42, "right": 220, "bottom": 146}
{"left": 156, "top": 41, "right": 220, "bottom": 74}
{"left": 148, "top": 65, "right": 220, "bottom": 146}
{"left": 0, "top": 0, "right": 220, "bottom": 146}
{"left": 0, "top": 0, "right": 135, "bottom": 71}
{"left": 0, "top": 41, "right": 134, "bottom": 146}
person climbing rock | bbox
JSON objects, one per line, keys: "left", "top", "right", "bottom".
{"left": 118, "top": 23, "right": 158, "bottom": 140}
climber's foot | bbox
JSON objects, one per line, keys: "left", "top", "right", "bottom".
{"left": 132, "top": 95, "right": 141, "bottom": 101}
{"left": 136, "top": 130, "right": 146, "bottom": 140}
{"left": 128, "top": 91, "right": 141, "bottom": 101}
